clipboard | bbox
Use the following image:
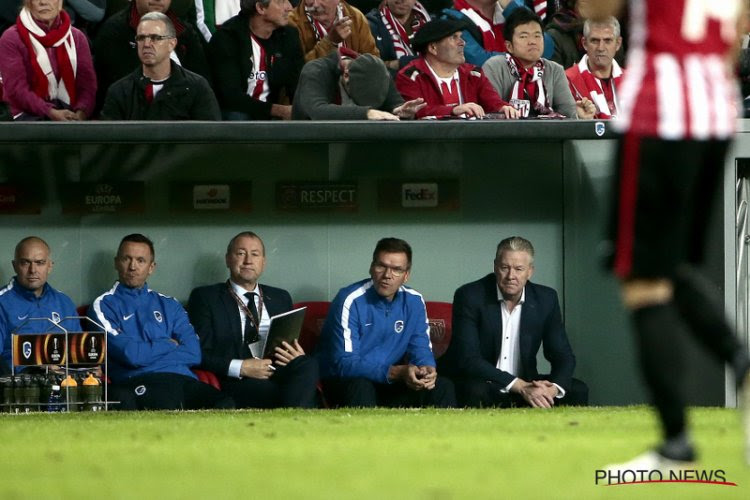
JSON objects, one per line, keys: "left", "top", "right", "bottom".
{"left": 262, "top": 306, "right": 307, "bottom": 358}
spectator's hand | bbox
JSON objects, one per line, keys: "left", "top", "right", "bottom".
{"left": 500, "top": 105, "right": 519, "bottom": 119}
{"left": 393, "top": 98, "right": 425, "bottom": 119}
{"left": 532, "top": 380, "right": 559, "bottom": 401}
{"left": 452, "top": 102, "right": 486, "bottom": 118}
{"left": 416, "top": 365, "right": 437, "bottom": 390}
{"left": 512, "top": 379, "right": 554, "bottom": 409}
{"left": 48, "top": 108, "right": 79, "bottom": 121}
{"left": 240, "top": 357, "right": 275, "bottom": 379}
{"left": 576, "top": 97, "right": 597, "bottom": 119}
{"left": 73, "top": 110, "right": 87, "bottom": 121}
{"left": 367, "top": 109, "right": 400, "bottom": 120}
{"left": 271, "top": 104, "right": 292, "bottom": 120}
{"left": 328, "top": 16, "right": 352, "bottom": 44}
{"left": 274, "top": 339, "right": 305, "bottom": 366}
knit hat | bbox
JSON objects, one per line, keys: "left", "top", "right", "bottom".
{"left": 411, "top": 18, "right": 465, "bottom": 54}
{"left": 346, "top": 54, "right": 391, "bottom": 107}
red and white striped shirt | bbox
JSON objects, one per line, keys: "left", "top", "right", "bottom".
{"left": 615, "top": 0, "right": 740, "bottom": 139}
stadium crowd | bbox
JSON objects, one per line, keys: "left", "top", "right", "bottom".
{"left": 0, "top": 0, "right": 627, "bottom": 121}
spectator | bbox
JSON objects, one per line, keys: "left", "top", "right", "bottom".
{"left": 565, "top": 16, "right": 623, "bottom": 119}
{"left": 482, "top": 8, "right": 594, "bottom": 118}
{"left": 288, "top": 0, "right": 379, "bottom": 62}
{"left": 366, "top": 0, "right": 430, "bottom": 72}
{"left": 187, "top": 232, "right": 319, "bottom": 408}
{"left": 396, "top": 18, "right": 517, "bottom": 119}
{"left": 317, "top": 237, "right": 456, "bottom": 408}
{"left": 94, "top": 0, "right": 210, "bottom": 113}
{"left": 100, "top": 11, "right": 220, "bottom": 119}
{"left": 208, "top": 0, "right": 303, "bottom": 120}
{"left": 93, "top": 233, "right": 231, "bottom": 410}
{"left": 193, "top": 0, "right": 241, "bottom": 42}
{"left": 0, "top": 237, "right": 79, "bottom": 375}
{"left": 443, "top": 0, "right": 552, "bottom": 66}
{"left": 0, "top": 0, "right": 97, "bottom": 121}
{"left": 544, "top": 0, "right": 582, "bottom": 69}
{"left": 65, "top": 0, "right": 107, "bottom": 33}
{"left": 292, "top": 47, "right": 424, "bottom": 119}
{"left": 442, "top": 236, "right": 588, "bottom": 407}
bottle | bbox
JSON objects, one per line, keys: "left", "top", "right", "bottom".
{"left": 39, "top": 376, "right": 53, "bottom": 411}
{"left": 1, "top": 377, "right": 12, "bottom": 413}
{"left": 47, "top": 384, "right": 62, "bottom": 412}
{"left": 60, "top": 375, "right": 79, "bottom": 412}
{"left": 82, "top": 373, "right": 101, "bottom": 411}
{"left": 13, "top": 376, "right": 23, "bottom": 414}
{"left": 25, "top": 376, "right": 40, "bottom": 413}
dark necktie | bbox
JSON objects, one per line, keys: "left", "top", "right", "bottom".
{"left": 244, "top": 292, "right": 260, "bottom": 346}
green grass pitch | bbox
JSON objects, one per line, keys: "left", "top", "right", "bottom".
{"left": 1, "top": 406, "right": 748, "bottom": 499}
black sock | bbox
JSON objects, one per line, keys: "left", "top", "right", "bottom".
{"left": 658, "top": 432, "right": 695, "bottom": 461}
{"left": 673, "top": 266, "right": 750, "bottom": 384}
{"left": 632, "top": 302, "right": 689, "bottom": 441}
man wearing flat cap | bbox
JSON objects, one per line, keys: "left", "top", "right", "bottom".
{"left": 292, "top": 47, "right": 426, "bottom": 119}
{"left": 395, "top": 18, "right": 519, "bottom": 119}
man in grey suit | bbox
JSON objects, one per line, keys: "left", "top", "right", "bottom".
{"left": 481, "top": 8, "right": 595, "bottom": 119}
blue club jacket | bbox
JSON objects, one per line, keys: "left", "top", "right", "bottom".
{"left": 0, "top": 278, "right": 79, "bottom": 369}
{"left": 317, "top": 278, "right": 435, "bottom": 383}
{"left": 92, "top": 282, "right": 201, "bottom": 383}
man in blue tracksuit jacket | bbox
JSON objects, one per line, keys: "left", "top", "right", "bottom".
{"left": 0, "top": 237, "right": 79, "bottom": 374}
{"left": 318, "top": 237, "right": 455, "bottom": 407}
{"left": 93, "top": 233, "right": 229, "bottom": 410}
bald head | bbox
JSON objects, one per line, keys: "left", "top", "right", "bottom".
{"left": 13, "top": 237, "right": 53, "bottom": 297}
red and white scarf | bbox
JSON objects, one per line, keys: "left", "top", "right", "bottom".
{"left": 378, "top": 1, "right": 430, "bottom": 58}
{"left": 506, "top": 53, "right": 547, "bottom": 117}
{"left": 16, "top": 7, "right": 77, "bottom": 105}
{"left": 247, "top": 34, "right": 269, "bottom": 102}
{"left": 532, "top": 0, "right": 547, "bottom": 20}
{"left": 453, "top": 0, "right": 505, "bottom": 52}
{"left": 306, "top": 3, "right": 345, "bottom": 45}
{"left": 574, "top": 54, "right": 622, "bottom": 119}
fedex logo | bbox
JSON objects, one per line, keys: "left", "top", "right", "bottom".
{"left": 402, "top": 183, "right": 438, "bottom": 208}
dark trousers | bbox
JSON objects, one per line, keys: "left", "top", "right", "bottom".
{"left": 222, "top": 355, "right": 319, "bottom": 409}
{"left": 457, "top": 376, "right": 589, "bottom": 408}
{"left": 110, "top": 372, "right": 233, "bottom": 410}
{"left": 322, "top": 376, "right": 457, "bottom": 408}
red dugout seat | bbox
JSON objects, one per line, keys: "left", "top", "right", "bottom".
{"left": 425, "top": 301, "right": 453, "bottom": 359}
{"left": 294, "top": 301, "right": 331, "bottom": 353}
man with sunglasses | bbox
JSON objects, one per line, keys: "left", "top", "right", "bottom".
{"left": 100, "top": 11, "right": 220, "bottom": 119}
{"left": 317, "top": 237, "right": 456, "bottom": 407}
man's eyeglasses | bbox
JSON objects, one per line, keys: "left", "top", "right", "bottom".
{"left": 134, "top": 34, "right": 174, "bottom": 44}
{"left": 372, "top": 262, "right": 408, "bottom": 277}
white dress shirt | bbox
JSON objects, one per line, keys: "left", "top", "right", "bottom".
{"left": 228, "top": 281, "right": 271, "bottom": 378}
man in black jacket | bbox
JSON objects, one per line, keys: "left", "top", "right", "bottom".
{"left": 208, "top": 0, "right": 303, "bottom": 120}
{"left": 100, "top": 12, "right": 220, "bottom": 120}
{"left": 94, "top": 0, "right": 210, "bottom": 113}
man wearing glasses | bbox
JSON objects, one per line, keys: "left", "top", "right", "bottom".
{"left": 100, "top": 11, "right": 220, "bottom": 119}
{"left": 317, "top": 237, "right": 456, "bottom": 407}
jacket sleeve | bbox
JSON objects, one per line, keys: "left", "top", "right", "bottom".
{"left": 165, "top": 298, "right": 202, "bottom": 367}
{"left": 0, "top": 30, "right": 54, "bottom": 118}
{"left": 292, "top": 60, "right": 370, "bottom": 120}
{"left": 540, "top": 289, "right": 575, "bottom": 390}
{"left": 176, "top": 25, "right": 213, "bottom": 85}
{"left": 323, "top": 295, "right": 391, "bottom": 383}
{"left": 452, "top": 285, "right": 515, "bottom": 386}
{"left": 99, "top": 80, "right": 126, "bottom": 120}
{"left": 549, "top": 62, "right": 578, "bottom": 118}
{"left": 405, "top": 298, "right": 435, "bottom": 367}
{"left": 72, "top": 30, "right": 97, "bottom": 117}
{"left": 288, "top": 15, "right": 338, "bottom": 62}
{"left": 481, "top": 56, "right": 508, "bottom": 100}
{"left": 476, "top": 71, "right": 509, "bottom": 112}
{"left": 94, "top": 297, "right": 179, "bottom": 369}
{"left": 208, "top": 28, "right": 274, "bottom": 119}
{"left": 187, "top": 287, "right": 233, "bottom": 376}
{"left": 191, "top": 76, "right": 221, "bottom": 120}
{"left": 350, "top": 8, "right": 380, "bottom": 57}
{"left": 395, "top": 69, "right": 454, "bottom": 119}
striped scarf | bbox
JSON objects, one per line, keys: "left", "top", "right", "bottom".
{"left": 574, "top": 54, "right": 623, "bottom": 119}
{"left": 378, "top": 1, "right": 430, "bottom": 58}
{"left": 16, "top": 8, "right": 77, "bottom": 105}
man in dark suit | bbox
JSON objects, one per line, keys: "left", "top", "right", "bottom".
{"left": 187, "top": 231, "right": 319, "bottom": 408}
{"left": 443, "top": 236, "right": 588, "bottom": 407}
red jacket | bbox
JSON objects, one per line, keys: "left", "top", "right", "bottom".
{"left": 395, "top": 58, "right": 508, "bottom": 119}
